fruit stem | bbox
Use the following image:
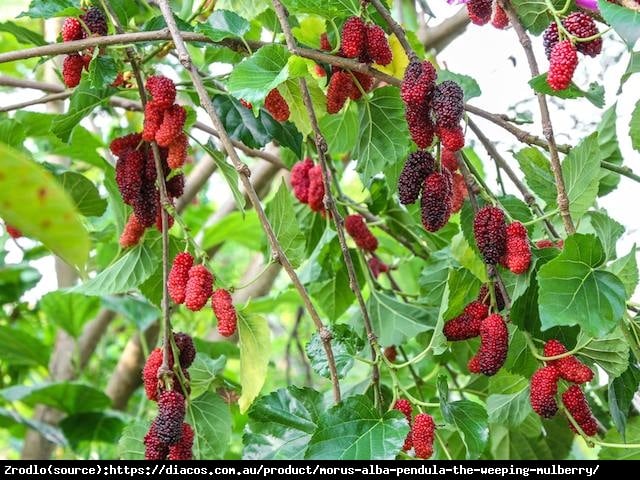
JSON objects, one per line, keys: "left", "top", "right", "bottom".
{"left": 233, "top": 261, "right": 275, "bottom": 291}
{"left": 522, "top": 209, "right": 560, "bottom": 226}
{"left": 560, "top": 404, "right": 596, "bottom": 448}
{"left": 524, "top": 331, "right": 593, "bottom": 361}
{"left": 435, "top": 431, "right": 453, "bottom": 460}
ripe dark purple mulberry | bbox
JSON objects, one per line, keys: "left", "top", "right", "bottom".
{"left": 81, "top": 7, "right": 108, "bottom": 36}
{"left": 155, "top": 390, "right": 186, "bottom": 445}
{"left": 473, "top": 206, "right": 507, "bottom": 265}
{"left": 398, "top": 151, "right": 434, "bottom": 205}
{"left": 432, "top": 80, "right": 464, "bottom": 129}
{"left": 563, "top": 12, "right": 602, "bottom": 57}
{"left": 421, "top": 170, "right": 453, "bottom": 232}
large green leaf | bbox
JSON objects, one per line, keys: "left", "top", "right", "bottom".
{"left": 0, "top": 21, "right": 47, "bottom": 45}
{"left": 278, "top": 79, "right": 326, "bottom": 137}
{"left": 0, "top": 263, "right": 41, "bottom": 304}
{"left": 0, "top": 382, "right": 110, "bottom": 415}
{"left": 238, "top": 314, "right": 271, "bottom": 413}
{"left": 608, "top": 363, "right": 640, "bottom": 440}
{"left": 513, "top": 147, "right": 556, "bottom": 208}
{"left": 631, "top": 99, "right": 640, "bottom": 153}
{"left": 306, "top": 395, "right": 408, "bottom": 460}
{"left": 88, "top": 55, "right": 118, "bottom": 90}
{"left": 244, "top": 386, "right": 327, "bottom": 460}
{"left": 368, "top": 289, "right": 434, "bottom": 346}
{"left": 561, "top": 134, "right": 601, "bottom": 221}
{"left": 203, "top": 210, "right": 264, "bottom": 251}
{"left": 266, "top": 180, "right": 305, "bottom": 268}
{"left": 537, "top": 234, "right": 626, "bottom": 337}
{"left": 487, "top": 372, "right": 532, "bottom": 427}
{"left": 598, "top": 0, "right": 640, "bottom": 49}
{"left": 40, "top": 291, "right": 100, "bottom": 338}
{"left": 19, "top": 0, "right": 82, "bottom": 18}
{"left": 608, "top": 246, "right": 638, "bottom": 299}
{"left": 117, "top": 420, "right": 149, "bottom": 460}
{"left": 354, "top": 86, "right": 409, "bottom": 185}
{"left": 510, "top": 0, "right": 554, "bottom": 35}
{"left": 195, "top": 9, "right": 250, "bottom": 42}
{"left": 60, "top": 411, "right": 125, "bottom": 449}
{"left": 600, "top": 417, "right": 640, "bottom": 459}
{"left": 597, "top": 103, "right": 623, "bottom": 196}
{"left": 188, "top": 354, "right": 226, "bottom": 400}
{"left": 529, "top": 74, "right": 604, "bottom": 108}
{"left": 587, "top": 210, "right": 624, "bottom": 262}
{"left": 280, "top": 0, "right": 359, "bottom": 18}
{"left": 0, "top": 325, "right": 49, "bottom": 367}
{"left": 578, "top": 328, "right": 629, "bottom": 379}
{"left": 319, "top": 103, "right": 358, "bottom": 154}
{"left": 0, "top": 143, "right": 89, "bottom": 269}
{"left": 57, "top": 171, "right": 107, "bottom": 218}
{"left": 188, "top": 392, "right": 232, "bottom": 460}
{"left": 306, "top": 324, "right": 364, "bottom": 379}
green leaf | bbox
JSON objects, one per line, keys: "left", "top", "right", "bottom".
{"left": 0, "top": 143, "right": 89, "bottom": 269}
{"left": 88, "top": 55, "right": 118, "bottom": 90}
{"left": 118, "top": 420, "right": 148, "bottom": 460}
{"left": 354, "top": 86, "right": 409, "bottom": 185}
{"left": 306, "top": 395, "right": 408, "bottom": 460}
{"left": 437, "top": 71, "right": 481, "bottom": 101}
{"left": 266, "top": 180, "right": 305, "bottom": 268}
{"left": 217, "top": 0, "right": 269, "bottom": 19}
{"left": 438, "top": 376, "right": 489, "bottom": 459}
{"left": 608, "top": 363, "right": 640, "bottom": 440}
{"left": 587, "top": 210, "right": 624, "bottom": 261}
{"left": 60, "top": 411, "right": 125, "bottom": 449}
{"left": 491, "top": 415, "right": 573, "bottom": 459}
{"left": 598, "top": 0, "right": 640, "bottom": 49}
{"left": 487, "top": 372, "right": 532, "bottom": 427}
{"left": 189, "top": 355, "right": 226, "bottom": 400}
{"left": 51, "top": 79, "right": 115, "bottom": 142}
{"left": 597, "top": 103, "right": 623, "bottom": 196}
{"left": 19, "top": 0, "right": 82, "bottom": 18}
{"left": 74, "top": 243, "right": 159, "bottom": 296}
{"left": 537, "top": 234, "right": 626, "bottom": 337}
{"left": 196, "top": 9, "right": 250, "bottom": 42}
{"left": 319, "top": 103, "right": 358, "bottom": 154}
{"left": 244, "top": 386, "right": 327, "bottom": 460}
{"left": 108, "top": 0, "right": 139, "bottom": 26}
{"left": 202, "top": 141, "right": 245, "bottom": 214}
{"left": 561, "top": 133, "right": 602, "bottom": 221}
{"left": 40, "top": 291, "right": 100, "bottom": 338}
{"left": 529, "top": 74, "right": 604, "bottom": 108}
{"left": 631, "top": 99, "right": 640, "bottom": 153}
{"left": 0, "top": 118, "right": 26, "bottom": 148}
{"left": 579, "top": 328, "right": 629, "bottom": 379}
{"left": 600, "top": 417, "right": 640, "bottom": 459}
{"left": 100, "top": 295, "right": 159, "bottom": 331}
{"left": 0, "top": 262, "right": 41, "bottom": 304}
{"left": 0, "top": 325, "right": 49, "bottom": 367}
{"left": 621, "top": 51, "right": 640, "bottom": 86}
{"left": 202, "top": 210, "right": 264, "bottom": 251}
{"left": 238, "top": 314, "right": 271, "bottom": 413}
{"left": 306, "top": 324, "right": 364, "bottom": 379}
{"left": 608, "top": 246, "right": 638, "bottom": 299}
{"left": 280, "top": 0, "right": 359, "bottom": 18}
{"left": 278, "top": 79, "right": 326, "bottom": 137}
{"left": 227, "top": 45, "right": 291, "bottom": 106}
{"left": 0, "top": 21, "right": 46, "bottom": 45}
{"left": 188, "top": 392, "right": 232, "bottom": 460}
{"left": 368, "top": 289, "right": 434, "bottom": 346}
{"left": 137, "top": 237, "right": 181, "bottom": 307}
{"left": 513, "top": 147, "right": 556, "bottom": 208}
{"left": 57, "top": 171, "right": 107, "bottom": 217}
{"left": 443, "top": 267, "right": 482, "bottom": 319}
{"left": 1, "top": 382, "right": 110, "bottom": 415}
{"left": 510, "top": 0, "right": 554, "bottom": 35}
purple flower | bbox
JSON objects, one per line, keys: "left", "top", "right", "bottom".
{"left": 576, "top": 0, "right": 599, "bottom": 10}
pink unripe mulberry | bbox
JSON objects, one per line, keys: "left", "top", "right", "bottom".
{"left": 155, "top": 105, "right": 186, "bottom": 148}
{"left": 394, "top": 399, "right": 413, "bottom": 452}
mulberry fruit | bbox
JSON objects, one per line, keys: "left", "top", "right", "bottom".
{"left": 155, "top": 390, "right": 186, "bottom": 445}
{"left": 166, "top": 173, "right": 185, "bottom": 199}
{"left": 441, "top": 148, "right": 459, "bottom": 171}
{"left": 168, "top": 423, "right": 194, "bottom": 460}
{"left": 468, "top": 355, "right": 481, "bottom": 373}
{"left": 348, "top": 71, "right": 374, "bottom": 100}
{"left": 142, "top": 348, "right": 164, "bottom": 401}
{"left": 5, "top": 225, "right": 22, "bottom": 239}
{"left": 477, "top": 284, "right": 506, "bottom": 311}
{"left": 63, "top": 54, "right": 84, "bottom": 88}
{"left": 502, "top": 221, "right": 531, "bottom": 274}
{"left": 340, "top": 16, "right": 366, "bottom": 58}
{"left": 547, "top": 40, "right": 578, "bottom": 91}
{"left": 406, "top": 103, "right": 435, "bottom": 149}
{"left": 184, "top": 265, "right": 213, "bottom": 311}
{"left": 366, "top": 24, "right": 392, "bottom": 66}
{"left": 81, "top": 7, "right": 108, "bottom": 36}
{"left": 383, "top": 345, "right": 397, "bottom": 362}
{"left": 467, "top": 0, "right": 492, "bottom": 25}
{"left": 450, "top": 172, "right": 467, "bottom": 214}
{"left": 307, "top": 165, "right": 325, "bottom": 213}
{"left": 563, "top": 12, "right": 602, "bottom": 57}
{"left": 212, "top": 289, "right": 237, "bottom": 337}
{"left": 116, "top": 150, "right": 144, "bottom": 205}
{"left": 168, "top": 252, "right": 194, "bottom": 305}
{"left": 400, "top": 60, "right": 436, "bottom": 106}
{"left": 265, "top": 88, "right": 290, "bottom": 122}
{"left": 144, "top": 423, "right": 169, "bottom": 460}
{"left": 542, "top": 22, "right": 560, "bottom": 59}
{"left": 345, "top": 214, "right": 378, "bottom": 252}
{"left": 432, "top": 81, "right": 464, "bottom": 129}
{"left": 394, "top": 399, "right": 413, "bottom": 451}
{"left": 443, "top": 301, "right": 488, "bottom": 341}
{"left": 437, "top": 125, "right": 465, "bottom": 152}
{"left": 369, "top": 257, "right": 389, "bottom": 279}
{"left": 412, "top": 413, "right": 435, "bottom": 459}
{"left": 167, "top": 132, "right": 188, "bottom": 170}
{"left": 473, "top": 206, "right": 507, "bottom": 265}
{"left": 146, "top": 75, "right": 176, "bottom": 110}
{"left": 173, "top": 332, "right": 196, "bottom": 368}
{"left": 327, "top": 70, "right": 352, "bottom": 114}
{"left": 562, "top": 385, "right": 597, "bottom": 436}
{"left": 142, "top": 104, "right": 164, "bottom": 142}
{"left": 119, "top": 213, "right": 146, "bottom": 248}
{"left": 398, "top": 151, "right": 434, "bottom": 205}
{"left": 132, "top": 182, "right": 159, "bottom": 228}
{"left": 156, "top": 105, "right": 186, "bottom": 148}
{"left": 543, "top": 339, "right": 593, "bottom": 384}
{"left": 491, "top": 5, "right": 509, "bottom": 29}
{"left": 61, "top": 18, "right": 83, "bottom": 42}
{"left": 291, "top": 158, "right": 314, "bottom": 203}
{"left": 110, "top": 133, "right": 141, "bottom": 158}
{"left": 476, "top": 314, "right": 508, "bottom": 376}
{"left": 320, "top": 32, "right": 332, "bottom": 51}
{"left": 421, "top": 170, "right": 453, "bottom": 232}
{"left": 530, "top": 365, "right": 560, "bottom": 418}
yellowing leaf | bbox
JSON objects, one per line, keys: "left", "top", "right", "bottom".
{"left": 373, "top": 34, "right": 409, "bottom": 79}
{"left": 238, "top": 313, "right": 271, "bottom": 413}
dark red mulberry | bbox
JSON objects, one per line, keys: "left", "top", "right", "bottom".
{"left": 421, "top": 170, "right": 453, "bottom": 232}
{"left": 116, "top": 150, "right": 144, "bottom": 205}
{"left": 320, "top": 32, "right": 332, "bottom": 51}
{"left": 345, "top": 214, "right": 378, "bottom": 252}
{"left": 168, "top": 252, "right": 194, "bottom": 305}
{"left": 406, "top": 103, "right": 435, "bottom": 149}
{"left": 398, "top": 151, "right": 434, "bottom": 205}
{"left": 265, "top": 88, "right": 290, "bottom": 122}
{"left": 61, "top": 17, "right": 83, "bottom": 42}
{"left": 132, "top": 182, "right": 159, "bottom": 228}
{"left": 212, "top": 289, "right": 237, "bottom": 337}
{"left": 400, "top": 60, "right": 437, "bottom": 106}
{"left": 502, "top": 221, "right": 531, "bottom": 274}
{"left": 432, "top": 80, "right": 464, "bottom": 129}
{"left": 184, "top": 265, "right": 214, "bottom": 312}
{"left": 340, "top": 17, "right": 366, "bottom": 58}
{"left": 412, "top": 413, "right": 435, "bottom": 459}
{"left": 348, "top": 71, "right": 374, "bottom": 100}
{"left": 142, "top": 103, "right": 164, "bottom": 142}
{"left": 477, "top": 283, "right": 506, "bottom": 311}
{"left": 394, "top": 399, "right": 413, "bottom": 451}
{"left": 166, "top": 173, "right": 185, "bottom": 199}
{"left": 563, "top": 12, "right": 602, "bottom": 57}
{"left": 543, "top": 339, "right": 593, "bottom": 384}
{"left": 110, "top": 133, "right": 141, "bottom": 158}
{"left": 466, "top": 0, "right": 492, "bottom": 25}
{"left": 473, "top": 206, "right": 507, "bottom": 265}
{"left": 443, "top": 301, "right": 488, "bottom": 341}
{"left": 62, "top": 54, "right": 84, "bottom": 88}
{"left": 441, "top": 148, "right": 459, "bottom": 171}
{"left": 142, "top": 347, "right": 163, "bottom": 402}
{"left": 543, "top": 22, "right": 560, "bottom": 59}
{"left": 327, "top": 70, "right": 352, "bottom": 114}
{"left": 119, "top": 213, "right": 146, "bottom": 248}
{"left": 365, "top": 24, "right": 392, "bottom": 66}
{"left": 155, "top": 390, "right": 186, "bottom": 445}
{"left": 307, "top": 165, "right": 325, "bottom": 213}
{"left": 562, "top": 385, "right": 597, "bottom": 436}
{"left": 146, "top": 75, "right": 176, "bottom": 110}
{"left": 173, "top": 332, "right": 196, "bottom": 368}
{"left": 476, "top": 313, "right": 508, "bottom": 376}
{"left": 291, "top": 158, "right": 314, "bottom": 203}
{"left": 530, "top": 365, "right": 560, "bottom": 418}
{"left": 81, "top": 6, "right": 108, "bottom": 36}
{"left": 383, "top": 345, "right": 397, "bottom": 362}
{"left": 450, "top": 172, "right": 467, "bottom": 214}
{"left": 144, "top": 423, "right": 169, "bottom": 460}
{"left": 547, "top": 40, "right": 578, "bottom": 91}
{"left": 368, "top": 257, "right": 389, "bottom": 279}
{"left": 168, "top": 423, "right": 194, "bottom": 460}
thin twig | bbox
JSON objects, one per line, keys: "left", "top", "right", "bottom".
{"left": 155, "top": 0, "right": 341, "bottom": 403}
{"left": 501, "top": 1, "right": 575, "bottom": 235}
{"left": 370, "top": 0, "right": 418, "bottom": 61}
{"left": 0, "top": 92, "right": 70, "bottom": 112}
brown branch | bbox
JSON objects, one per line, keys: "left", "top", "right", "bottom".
{"left": 501, "top": 1, "right": 575, "bottom": 235}
{"left": 370, "top": 0, "right": 418, "bottom": 61}
{"left": 0, "top": 92, "right": 71, "bottom": 112}
{"left": 155, "top": 0, "right": 341, "bottom": 403}
{"left": 419, "top": 9, "right": 470, "bottom": 53}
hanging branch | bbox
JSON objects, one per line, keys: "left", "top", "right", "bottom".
{"left": 500, "top": 1, "right": 575, "bottom": 235}
{"left": 154, "top": 0, "right": 342, "bottom": 403}
{"left": 271, "top": 0, "right": 382, "bottom": 408}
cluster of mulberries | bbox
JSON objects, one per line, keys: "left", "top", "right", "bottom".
{"left": 501, "top": 221, "right": 532, "bottom": 274}
{"left": 212, "top": 289, "right": 238, "bottom": 337}
{"left": 168, "top": 253, "right": 214, "bottom": 311}
{"left": 466, "top": 0, "right": 509, "bottom": 29}
{"left": 325, "top": 17, "right": 391, "bottom": 114}
{"left": 529, "top": 339, "right": 596, "bottom": 435}
{"left": 142, "top": 332, "right": 195, "bottom": 402}
{"left": 290, "top": 158, "right": 325, "bottom": 214}
{"left": 394, "top": 399, "right": 435, "bottom": 459}
{"left": 265, "top": 88, "right": 290, "bottom": 122}
{"left": 443, "top": 300, "right": 489, "bottom": 341}
{"left": 59, "top": 6, "right": 108, "bottom": 87}
{"left": 400, "top": 61, "right": 466, "bottom": 152}
{"left": 345, "top": 214, "right": 378, "bottom": 252}
{"left": 543, "top": 13, "right": 602, "bottom": 91}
